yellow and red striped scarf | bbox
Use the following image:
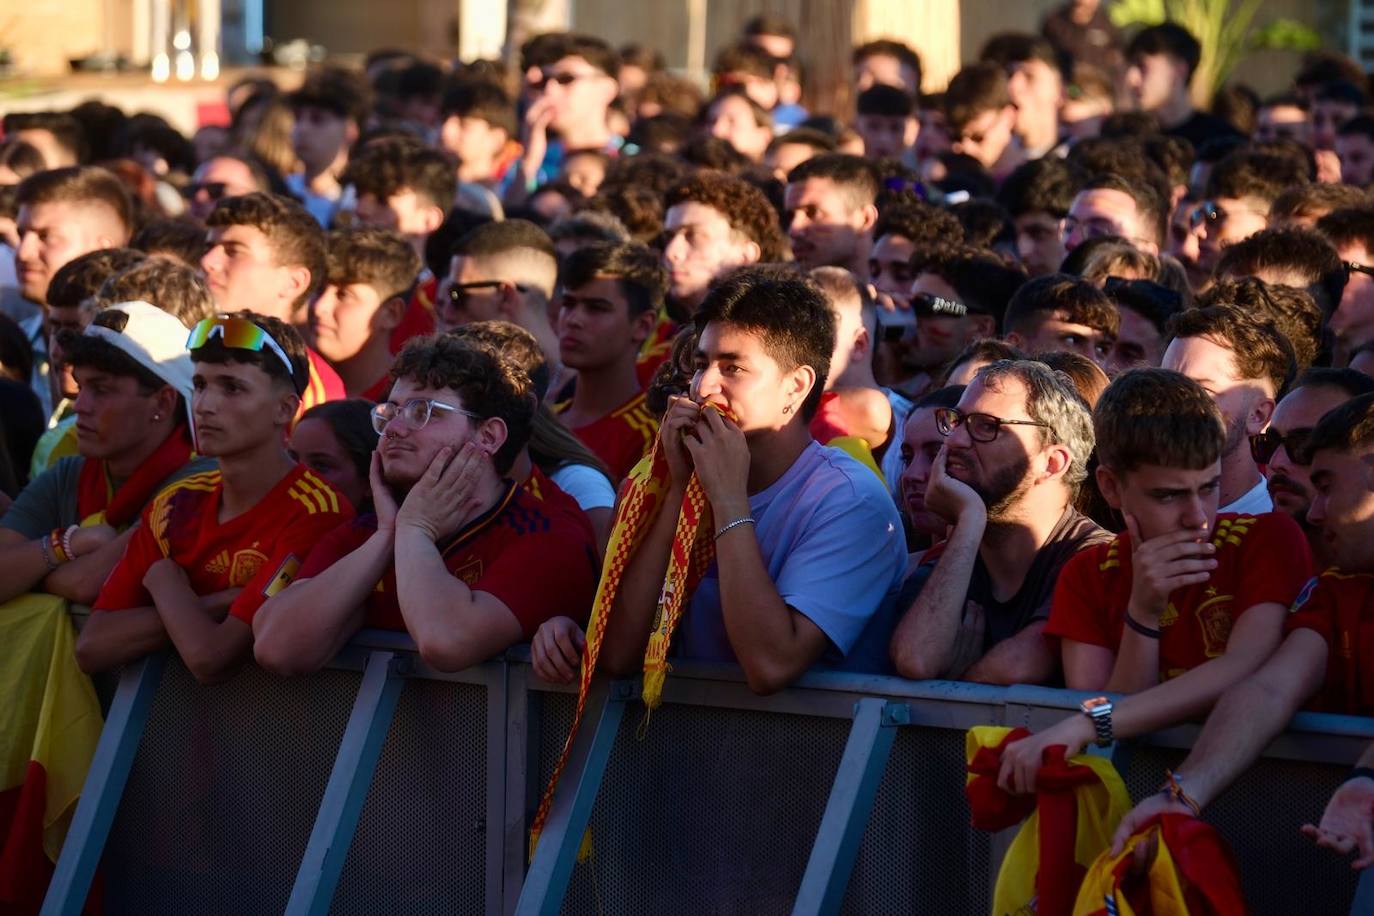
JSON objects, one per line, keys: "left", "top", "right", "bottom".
{"left": 528, "top": 408, "right": 723, "bottom": 857}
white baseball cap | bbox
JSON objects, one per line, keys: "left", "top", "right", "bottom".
{"left": 82, "top": 300, "right": 195, "bottom": 423}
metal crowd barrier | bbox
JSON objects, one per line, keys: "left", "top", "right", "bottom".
{"left": 38, "top": 630, "right": 1374, "bottom": 916}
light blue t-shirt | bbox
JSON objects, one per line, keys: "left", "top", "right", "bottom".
{"left": 679, "top": 441, "right": 908, "bottom": 673}
{"left": 879, "top": 387, "right": 915, "bottom": 501}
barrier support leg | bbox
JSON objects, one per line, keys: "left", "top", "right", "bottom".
{"left": 41, "top": 652, "right": 167, "bottom": 916}
{"left": 514, "top": 680, "right": 630, "bottom": 916}
{"left": 794, "top": 698, "right": 907, "bottom": 916}
{"left": 283, "top": 650, "right": 406, "bottom": 916}
{"left": 1352, "top": 864, "right": 1374, "bottom": 915}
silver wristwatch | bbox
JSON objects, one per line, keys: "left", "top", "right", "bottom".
{"left": 1080, "top": 696, "right": 1114, "bottom": 748}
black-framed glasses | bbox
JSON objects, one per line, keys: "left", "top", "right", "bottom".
{"left": 934, "top": 407, "right": 1050, "bottom": 443}
{"left": 1346, "top": 261, "right": 1374, "bottom": 280}
{"left": 371, "top": 398, "right": 480, "bottom": 435}
{"left": 1250, "top": 426, "right": 1315, "bottom": 465}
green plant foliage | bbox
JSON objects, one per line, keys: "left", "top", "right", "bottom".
{"left": 1109, "top": 0, "right": 1324, "bottom": 103}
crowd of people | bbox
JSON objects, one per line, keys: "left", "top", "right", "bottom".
{"left": 5, "top": 0, "right": 1374, "bottom": 905}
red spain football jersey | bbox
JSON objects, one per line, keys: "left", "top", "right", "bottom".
{"left": 558, "top": 392, "right": 658, "bottom": 483}
{"left": 297, "top": 480, "right": 598, "bottom": 636}
{"left": 1045, "top": 512, "right": 1312, "bottom": 680}
{"left": 1284, "top": 569, "right": 1374, "bottom": 715}
{"left": 93, "top": 464, "right": 354, "bottom": 624}
{"left": 300, "top": 347, "right": 347, "bottom": 418}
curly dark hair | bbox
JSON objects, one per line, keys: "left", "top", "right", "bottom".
{"left": 664, "top": 171, "right": 788, "bottom": 261}
{"left": 46, "top": 248, "right": 147, "bottom": 309}
{"left": 1003, "top": 273, "right": 1120, "bottom": 339}
{"left": 94, "top": 258, "right": 216, "bottom": 328}
{"left": 874, "top": 200, "right": 964, "bottom": 249}
{"left": 389, "top": 334, "right": 536, "bottom": 473}
{"left": 997, "top": 157, "right": 1086, "bottom": 220}
{"left": 560, "top": 242, "right": 666, "bottom": 317}
{"left": 1167, "top": 303, "right": 1297, "bottom": 398}
{"left": 325, "top": 226, "right": 422, "bottom": 302}
{"left": 1197, "top": 277, "right": 1323, "bottom": 374}
{"left": 342, "top": 137, "right": 458, "bottom": 216}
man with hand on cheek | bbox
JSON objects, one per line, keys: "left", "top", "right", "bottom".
{"left": 253, "top": 335, "right": 598, "bottom": 676}
{"left": 997, "top": 369, "right": 1310, "bottom": 795}
{"left": 599, "top": 270, "right": 908, "bottom": 692}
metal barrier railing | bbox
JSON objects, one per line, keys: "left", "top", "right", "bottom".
{"left": 39, "top": 630, "right": 1374, "bottom": 916}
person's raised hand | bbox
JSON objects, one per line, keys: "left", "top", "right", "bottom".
{"left": 396, "top": 443, "right": 488, "bottom": 541}
{"left": 924, "top": 446, "right": 986, "bottom": 526}
{"left": 682, "top": 405, "right": 750, "bottom": 514}
{"left": 1124, "top": 514, "right": 1217, "bottom": 625}
{"left": 1109, "top": 793, "right": 1194, "bottom": 856}
{"left": 659, "top": 395, "right": 702, "bottom": 490}
{"left": 1301, "top": 775, "right": 1374, "bottom": 868}
{"left": 370, "top": 451, "right": 400, "bottom": 533}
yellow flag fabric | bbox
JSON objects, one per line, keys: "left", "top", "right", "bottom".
{"left": 965, "top": 726, "right": 1132, "bottom": 916}
{"left": 0, "top": 593, "right": 103, "bottom": 863}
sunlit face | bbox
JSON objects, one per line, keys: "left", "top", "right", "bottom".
{"left": 531, "top": 55, "right": 618, "bottom": 134}
{"left": 15, "top": 201, "right": 115, "bottom": 304}
{"left": 690, "top": 321, "right": 810, "bottom": 434}
{"left": 662, "top": 201, "right": 758, "bottom": 310}
{"left": 706, "top": 94, "right": 772, "bottom": 162}
{"left": 1006, "top": 59, "right": 1062, "bottom": 134}
{"left": 1063, "top": 189, "right": 1157, "bottom": 255}
{"left": 352, "top": 189, "right": 438, "bottom": 242}
{"left": 1308, "top": 446, "right": 1374, "bottom": 571}
{"left": 1162, "top": 335, "right": 1270, "bottom": 461}
{"left": 200, "top": 224, "right": 301, "bottom": 323}
{"left": 375, "top": 377, "right": 480, "bottom": 489}
{"left": 441, "top": 115, "right": 508, "bottom": 181}
{"left": 767, "top": 141, "right": 821, "bottom": 182}
{"left": 189, "top": 157, "right": 262, "bottom": 221}
{"left": 898, "top": 406, "right": 948, "bottom": 537}
{"left": 1166, "top": 198, "right": 1206, "bottom": 289}
{"left": 1196, "top": 196, "right": 1269, "bottom": 275}
{"left": 289, "top": 416, "right": 369, "bottom": 512}
{"left": 1013, "top": 311, "right": 1112, "bottom": 366}
{"left": 941, "top": 375, "right": 1045, "bottom": 519}
{"left": 311, "top": 282, "right": 391, "bottom": 363}
{"left": 71, "top": 366, "right": 167, "bottom": 461}
{"left": 785, "top": 177, "right": 870, "bottom": 270}
{"left": 561, "top": 153, "right": 608, "bottom": 197}
{"left": 191, "top": 358, "right": 296, "bottom": 459}
{"left": 854, "top": 54, "right": 919, "bottom": 94}
{"left": 1332, "top": 242, "right": 1374, "bottom": 351}
{"left": 1098, "top": 462, "right": 1220, "bottom": 542}
{"left": 1265, "top": 385, "right": 1352, "bottom": 523}
{"left": 951, "top": 106, "right": 1015, "bottom": 171}
{"left": 1125, "top": 53, "right": 1182, "bottom": 113}
{"left": 868, "top": 233, "right": 916, "bottom": 309}
{"left": 557, "top": 275, "right": 652, "bottom": 371}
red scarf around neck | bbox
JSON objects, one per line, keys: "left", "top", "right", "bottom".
{"left": 75, "top": 425, "right": 194, "bottom": 528}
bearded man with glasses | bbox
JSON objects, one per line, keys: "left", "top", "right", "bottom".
{"left": 253, "top": 334, "right": 597, "bottom": 676}
{"left": 890, "top": 359, "right": 1110, "bottom": 685}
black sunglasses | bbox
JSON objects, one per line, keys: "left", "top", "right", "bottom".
{"left": 1346, "top": 261, "right": 1374, "bottom": 280}
{"left": 1249, "top": 427, "right": 1314, "bottom": 466}
{"left": 182, "top": 181, "right": 228, "bottom": 201}
{"left": 530, "top": 71, "right": 596, "bottom": 92}
{"left": 446, "top": 280, "right": 527, "bottom": 308}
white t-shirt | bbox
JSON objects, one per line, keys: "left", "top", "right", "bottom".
{"left": 549, "top": 463, "right": 616, "bottom": 511}
{"left": 1220, "top": 476, "right": 1273, "bottom": 516}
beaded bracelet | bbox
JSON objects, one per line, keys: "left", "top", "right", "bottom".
{"left": 61, "top": 524, "right": 79, "bottom": 561}
{"left": 38, "top": 536, "right": 57, "bottom": 571}
{"left": 714, "top": 517, "right": 756, "bottom": 541}
{"left": 48, "top": 528, "right": 70, "bottom": 565}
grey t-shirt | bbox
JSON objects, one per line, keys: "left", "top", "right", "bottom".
{"left": 1, "top": 454, "right": 216, "bottom": 538}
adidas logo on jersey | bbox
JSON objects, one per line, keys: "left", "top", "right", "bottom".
{"left": 205, "top": 550, "right": 231, "bottom": 575}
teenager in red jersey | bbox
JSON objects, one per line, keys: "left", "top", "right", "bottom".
{"left": 75, "top": 312, "right": 353, "bottom": 683}
{"left": 253, "top": 334, "right": 598, "bottom": 676}
{"left": 1110, "top": 393, "right": 1374, "bottom": 869}
{"left": 555, "top": 242, "right": 661, "bottom": 482}
{"left": 201, "top": 192, "right": 346, "bottom": 415}
{"left": 311, "top": 227, "right": 420, "bottom": 401}
{"left": 999, "top": 369, "right": 1310, "bottom": 794}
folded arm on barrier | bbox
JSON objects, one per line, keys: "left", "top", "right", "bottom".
{"left": 40, "top": 528, "right": 135, "bottom": 606}
{"left": 253, "top": 528, "right": 391, "bottom": 676}
{"left": 144, "top": 558, "right": 253, "bottom": 684}
{"left": 74, "top": 605, "right": 170, "bottom": 674}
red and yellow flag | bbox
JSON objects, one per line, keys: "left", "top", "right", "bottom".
{"left": 966, "top": 726, "right": 1132, "bottom": 916}
{"left": 0, "top": 593, "right": 104, "bottom": 914}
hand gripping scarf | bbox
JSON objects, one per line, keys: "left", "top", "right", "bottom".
{"left": 966, "top": 726, "right": 1133, "bottom": 916}
{"left": 528, "top": 405, "right": 728, "bottom": 859}
{"left": 74, "top": 424, "right": 194, "bottom": 528}
{"left": 1072, "top": 813, "right": 1247, "bottom": 916}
